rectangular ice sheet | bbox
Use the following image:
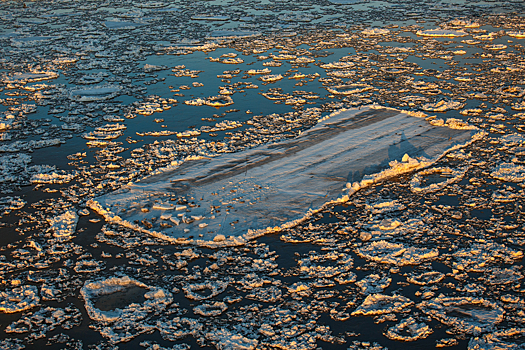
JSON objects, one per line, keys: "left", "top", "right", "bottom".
{"left": 89, "top": 107, "right": 476, "bottom": 247}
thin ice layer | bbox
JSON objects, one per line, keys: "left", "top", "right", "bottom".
{"left": 89, "top": 106, "right": 477, "bottom": 246}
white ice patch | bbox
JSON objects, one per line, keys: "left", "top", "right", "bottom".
{"left": 491, "top": 163, "right": 525, "bottom": 182}
{"left": 88, "top": 107, "right": 477, "bottom": 247}
{"left": 356, "top": 240, "right": 439, "bottom": 266}
{"left": 352, "top": 294, "right": 414, "bottom": 316}
{"left": 81, "top": 275, "right": 172, "bottom": 324}
{"left": 384, "top": 317, "right": 433, "bottom": 341}
{"left": 0, "top": 285, "right": 40, "bottom": 313}
{"left": 47, "top": 210, "right": 79, "bottom": 239}
{"left": 2, "top": 71, "right": 59, "bottom": 84}
{"left": 416, "top": 29, "right": 468, "bottom": 37}
{"left": 418, "top": 295, "right": 505, "bottom": 335}
{"left": 205, "top": 329, "right": 258, "bottom": 350}
{"left": 69, "top": 85, "right": 121, "bottom": 102}
{"left": 410, "top": 166, "right": 469, "bottom": 194}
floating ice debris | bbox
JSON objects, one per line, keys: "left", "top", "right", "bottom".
{"left": 193, "top": 301, "right": 227, "bottom": 316}
{"left": 191, "top": 14, "right": 229, "bottom": 21}
{"left": 182, "top": 280, "right": 229, "bottom": 301}
{"left": 326, "top": 83, "right": 372, "bottom": 95}
{"left": 81, "top": 276, "right": 172, "bottom": 323}
{"left": 352, "top": 294, "right": 414, "bottom": 316}
{"left": 410, "top": 166, "right": 469, "bottom": 194}
{"left": 384, "top": 317, "right": 433, "bottom": 341}
{"left": 418, "top": 295, "right": 504, "bottom": 335}
{"left": 0, "top": 196, "right": 25, "bottom": 215}
{"left": 31, "top": 169, "right": 76, "bottom": 184}
{"left": 156, "top": 317, "right": 203, "bottom": 342}
{"left": 491, "top": 163, "right": 525, "bottom": 182}
{"left": 356, "top": 240, "right": 439, "bottom": 266}
{"left": 450, "top": 242, "right": 523, "bottom": 273}
{"left": 47, "top": 210, "right": 78, "bottom": 239}
{"left": 259, "top": 74, "right": 283, "bottom": 82}
{"left": 0, "top": 285, "right": 40, "bottom": 313}
{"left": 416, "top": 29, "right": 468, "bottom": 37}
{"left": 468, "top": 328, "right": 525, "bottom": 349}
{"left": 356, "top": 274, "right": 391, "bottom": 295}
{"left": 184, "top": 95, "right": 234, "bottom": 107}
{"left": 5, "top": 305, "right": 81, "bottom": 342}
{"left": 208, "top": 30, "right": 260, "bottom": 39}
{"left": 422, "top": 100, "right": 465, "bottom": 112}
{"left": 507, "top": 31, "right": 525, "bottom": 38}
{"left": 89, "top": 107, "right": 477, "bottom": 246}
{"left": 206, "top": 329, "right": 258, "bottom": 350}
{"left": 407, "top": 271, "right": 445, "bottom": 286}
{"left": 104, "top": 21, "right": 144, "bottom": 30}
{"left": 2, "top": 71, "right": 59, "bottom": 84}
{"left": 361, "top": 28, "right": 390, "bottom": 35}
{"left": 69, "top": 85, "right": 121, "bottom": 102}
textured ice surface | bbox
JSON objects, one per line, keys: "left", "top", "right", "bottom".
{"left": 89, "top": 106, "right": 476, "bottom": 246}
{"left": 0, "top": 285, "right": 40, "bottom": 314}
{"left": 418, "top": 295, "right": 505, "bottom": 335}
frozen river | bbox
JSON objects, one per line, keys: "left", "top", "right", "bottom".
{"left": 1, "top": 0, "right": 525, "bottom": 349}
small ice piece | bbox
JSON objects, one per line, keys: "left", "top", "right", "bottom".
{"left": 175, "top": 205, "right": 187, "bottom": 211}
{"left": 356, "top": 240, "right": 438, "bottom": 266}
{"left": 468, "top": 328, "right": 525, "bottom": 349}
{"left": 0, "top": 285, "right": 40, "bottom": 313}
{"left": 193, "top": 301, "right": 227, "bottom": 316}
{"left": 152, "top": 202, "right": 174, "bottom": 210}
{"left": 491, "top": 163, "right": 525, "bottom": 182}
{"left": 205, "top": 329, "right": 258, "bottom": 350}
{"left": 422, "top": 100, "right": 465, "bottom": 112}
{"left": 191, "top": 14, "right": 229, "bottom": 21}
{"left": 47, "top": 210, "right": 79, "bottom": 239}
{"left": 69, "top": 85, "right": 121, "bottom": 102}
{"left": 384, "top": 317, "right": 433, "bottom": 341}
{"left": 170, "top": 217, "right": 180, "bottom": 225}
{"left": 418, "top": 296, "right": 504, "bottom": 335}
{"left": 507, "top": 31, "right": 525, "bottom": 38}
{"left": 2, "top": 71, "right": 59, "bottom": 84}
{"left": 356, "top": 274, "right": 392, "bottom": 295}
{"left": 259, "top": 74, "right": 283, "bottom": 82}
{"left": 182, "top": 280, "right": 229, "bottom": 301}
{"left": 416, "top": 29, "right": 468, "bottom": 37}
{"left": 407, "top": 271, "right": 445, "bottom": 286}
{"left": 0, "top": 196, "right": 26, "bottom": 216}
{"left": 352, "top": 294, "right": 414, "bottom": 316}
{"left": 410, "top": 166, "right": 469, "bottom": 194}
{"left": 361, "top": 28, "right": 390, "bottom": 35}
{"left": 80, "top": 276, "right": 172, "bottom": 324}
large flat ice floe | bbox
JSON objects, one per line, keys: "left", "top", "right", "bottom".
{"left": 89, "top": 106, "right": 479, "bottom": 247}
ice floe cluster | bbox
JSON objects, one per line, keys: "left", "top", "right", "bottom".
{"left": 1, "top": 0, "right": 525, "bottom": 348}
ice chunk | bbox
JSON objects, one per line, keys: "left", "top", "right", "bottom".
{"left": 418, "top": 295, "right": 504, "bottom": 335}
{"left": 47, "top": 210, "right": 79, "bottom": 239}
{"left": 384, "top": 317, "right": 433, "bottom": 341}
{"left": 69, "top": 85, "right": 121, "bottom": 102}
{"left": 356, "top": 240, "right": 439, "bottom": 266}
{"left": 2, "top": 71, "right": 59, "bottom": 84}
{"left": 491, "top": 163, "right": 525, "bottom": 182}
{"left": 0, "top": 285, "right": 40, "bottom": 313}
{"left": 89, "top": 107, "right": 477, "bottom": 246}
{"left": 416, "top": 29, "right": 468, "bottom": 37}
{"left": 352, "top": 294, "right": 414, "bottom": 316}
{"left": 80, "top": 275, "right": 172, "bottom": 324}
{"left": 205, "top": 329, "right": 258, "bottom": 350}
{"left": 193, "top": 301, "right": 227, "bottom": 316}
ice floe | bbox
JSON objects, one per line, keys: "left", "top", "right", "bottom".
{"left": 89, "top": 106, "right": 477, "bottom": 246}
